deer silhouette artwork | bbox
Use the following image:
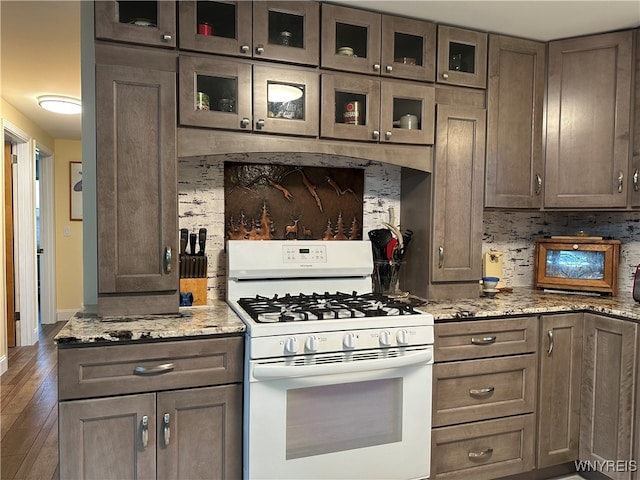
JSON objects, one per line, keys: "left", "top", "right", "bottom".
{"left": 285, "top": 216, "right": 301, "bottom": 239}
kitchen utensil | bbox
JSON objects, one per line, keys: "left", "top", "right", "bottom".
{"left": 386, "top": 237, "right": 398, "bottom": 260}
{"left": 368, "top": 229, "right": 393, "bottom": 261}
{"left": 633, "top": 265, "right": 640, "bottom": 302}
{"left": 180, "top": 228, "right": 188, "bottom": 277}
{"left": 482, "top": 276, "right": 499, "bottom": 289}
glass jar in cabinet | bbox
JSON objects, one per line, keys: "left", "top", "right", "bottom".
{"left": 320, "top": 4, "right": 382, "bottom": 76}
{"left": 95, "top": 1, "right": 176, "bottom": 47}
{"left": 178, "top": 1, "right": 252, "bottom": 57}
{"left": 179, "top": 55, "right": 252, "bottom": 131}
{"left": 252, "top": 1, "right": 319, "bottom": 66}
{"left": 253, "top": 65, "right": 319, "bottom": 137}
{"left": 380, "top": 15, "right": 436, "bottom": 82}
{"left": 437, "top": 26, "right": 487, "bottom": 88}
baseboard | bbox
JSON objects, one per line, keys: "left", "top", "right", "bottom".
{"left": 0, "top": 355, "right": 7, "bottom": 376}
{"left": 57, "top": 309, "right": 78, "bottom": 323}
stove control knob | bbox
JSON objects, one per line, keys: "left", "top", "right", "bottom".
{"left": 379, "top": 330, "right": 392, "bottom": 347}
{"left": 396, "top": 329, "right": 410, "bottom": 346}
{"left": 343, "top": 332, "right": 357, "bottom": 350}
{"left": 284, "top": 337, "right": 298, "bottom": 355}
{"left": 305, "top": 335, "right": 319, "bottom": 353}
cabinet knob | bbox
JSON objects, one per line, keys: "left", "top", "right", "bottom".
{"left": 162, "top": 33, "right": 172, "bottom": 42}
{"left": 442, "top": 72, "right": 449, "bottom": 79}
{"left": 240, "top": 118, "right": 250, "bottom": 129}
{"left": 385, "top": 131, "right": 392, "bottom": 141}
{"left": 255, "top": 44, "right": 265, "bottom": 55}
{"left": 634, "top": 169, "right": 639, "bottom": 192}
{"left": 385, "top": 65, "right": 393, "bottom": 73}
{"left": 618, "top": 171, "right": 624, "bottom": 193}
{"left": 438, "top": 245, "right": 444, "bottom": 268}
{"left": 535, "top": 174, "right": 542, "bottom": 195}
{"left": 141, "top": 415, "right": 149, "bottom": 448}
{"left": 164, "top": 247, "right": 172, "bottom": 273}
{"left": 163, "top": 413, "right": 171, "bottom": 446}
{"left": 240, "top": 45, "right": 250, "bottom": 54}
{"left": 547, "top": 330, "right": 554, "bottom": 356}
{"left": 372, "top": 130, "right": 380, "bottom": 140}
{"left": 468, "top": 447, "right": 493, "bottom": 459}
{"left": 256, "top": 119, "right": 265, "bottom": 130}
{"left": 373, "top": 63, "right": 381, "bottom": 72}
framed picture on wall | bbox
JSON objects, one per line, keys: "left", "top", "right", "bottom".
{"left": 70, "top": 162, "right": 82, "bottom": 221}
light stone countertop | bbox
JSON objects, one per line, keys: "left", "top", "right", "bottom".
{"left": 54, "top": 300, "right": 246, "bottom": 346}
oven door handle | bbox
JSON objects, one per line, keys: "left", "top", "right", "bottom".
{"left": 252, "top": 349, "right": 433, "bottom": 380}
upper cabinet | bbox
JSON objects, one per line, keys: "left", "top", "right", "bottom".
{"left": 437, "top": 26, "right": 488, "bottom": 88}
{"left": 631, "top": 29, "right": 640, "bottom": 207}
{"left": 545, "top": 31, "right": 633, "bottom": 209}
{"left": 320, "top": 4, "right": 436, "bottom": 82}
{"left": 485, "top": 35, "right": 546, "bottom": 208}
{"left": 95, "top": 0, "right": 177, "bottom": 47}
{"left": 178, "top": 1, "right": 319, "bottom": 66}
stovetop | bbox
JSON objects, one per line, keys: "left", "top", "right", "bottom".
{"left": 237, "top": 291, "right": 426, "bottom": 324}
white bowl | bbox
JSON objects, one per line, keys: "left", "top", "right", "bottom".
{"left": 482, "top": 277, "right": 500, "bottom": 289}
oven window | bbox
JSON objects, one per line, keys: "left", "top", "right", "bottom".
{"left": 545, "top": 250, "right": 605, "bottom": 279}
{"left": 286, "top": 378, "right": 402, "bottom": 459}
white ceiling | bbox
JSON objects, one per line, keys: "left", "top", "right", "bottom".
{"left": 1, "top": 1, "right": 638, "bottom": 141}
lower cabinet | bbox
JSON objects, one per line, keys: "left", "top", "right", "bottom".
{"left": 580, "top": 314, "right": 638, "bottom": 480}
{"left": 537, "top": 313, "right": 583, "bottom": 468}
{"left": 58, "top": 336, "right": 244, "bottom": 480}
{"left": 59, "top": 385, "right": 242, "bottom": 480}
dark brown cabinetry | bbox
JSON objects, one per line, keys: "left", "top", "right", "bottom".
{"left": 545, "top": 31, "right": 633, "bottom": 209}
{"left": 485, "top": 35, "right": 545, "bottom": 209}
{"left": 96, "top": 45, "right": 178, "bottom": 316}
{"left": 321, "top": 3, "right": 436, "bottom": 82}
{"left": 95, "top": 0, "right": 176, "bottom": 48}
{"left": 179, "top": 1, "right": 319, "bottom": 66}
{"left": 437, "top": 26, "right": 487, "bottom": 88}
{"left": 321, "top": 73, "right": 434, "bottom": 144}
{"left": 179, "top": 55, "right": 319, "bottom": 136}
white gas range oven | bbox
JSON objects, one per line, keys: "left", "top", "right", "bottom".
{"left": 226, "top": 240, "right": 434, "bottom": 480}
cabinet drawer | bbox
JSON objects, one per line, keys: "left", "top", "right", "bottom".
{"left": 435, "top": 316, "right": 538, "bottom": 361}
{"left": 432, "top": 414, "right": 535, "bottom": 480}
{"left": 59, "top": 336, "right": 243, "bottom": 400}
{"left": 433, "top": 354, "right": 536, "bottom": 426}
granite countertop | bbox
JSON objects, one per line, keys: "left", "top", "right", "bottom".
{"left": 54, "top": 300, "right": 246, "bottom": 346}
{"left": 424, "top": 287, "right": 640, "bottom": 322}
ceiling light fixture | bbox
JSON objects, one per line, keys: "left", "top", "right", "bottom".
{"left": 37, "top": 95, "right": 82, "bottom": 115}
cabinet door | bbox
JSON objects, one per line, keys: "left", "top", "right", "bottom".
{"left": 545, "top": 31, "right": 633, "bottom": 208}
{"left": 485, "top": 35, "right": 545, "bottom": 208}
{"left": 253, "top": 1, "right": 319, "bottom": 66}
{"left": 631, "top": 29, "right": 640, "bottom": 207}
{"left": 179, "top": 55, "right": 252, "bottom": 131}
{"left": 96, "top": 54, "right": 178, "bottom": 300}
{"left": 437, "top": 26, "right": 487, "bottom": 88}
{"left": 580, "top": 314, "right": 637, "bottom": 480}
{"left": 59, "top": 394, "right": 156, "bottom": 480}
{"left": 95, "top": 0, "right": 176, "bottom": 48}
{"left": 432, "top": 105, "right": 486, "bottom": 283}
{"left": 537, "top": 313, "right": 582, "bottom": 468}
{"left": 253, "top": 65, "right": 319, "bottom": 137}
{"left": 380, "top": 15, "right": 436, "bottom": 82}
{"left": 157, "top": 385, "right": 242, "bottom": 480}
{"left": 320, "top": 73, "right": 381, "bottom": 142}
{"left": 380, "top": 80, "right": 435, "bottom": 145}
{"left": 320, "top": 4, "right": 381, "bottom": 76}
{"left": 178, "top": 1, "right": 252, "bottom": 57}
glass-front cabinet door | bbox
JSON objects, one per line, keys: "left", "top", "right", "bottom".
{"left": 95, "top": 0, "right": 176, "bottom": 47}
{"left": 380, "top": 81, "right": 435, "bottom": 145}
{"left": 321, "top": 73, "right": 381, "bottom": 142}
{"left": 437, "top": 26, "right": 488, "bottom": 88}
{"left": 179, "top": 55, "right": 252, "bottom": 130}
{"left": 252, "top": 2, "right": 320, "bottom": 66}
{"left": 253, "top": 65, "right": 319, "bottom": 137}
{"left": 178, "top": 1, "right": 252, "bottom": 57}
{"left": 380, "top": 16, "right": 436, "bottom": 82}
{"left": 320, "top": 4, "right": 382, "bottom": 76}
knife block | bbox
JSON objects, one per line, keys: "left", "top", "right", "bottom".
{"left": 179, "top": 278, "right": 208, "bottom": 306}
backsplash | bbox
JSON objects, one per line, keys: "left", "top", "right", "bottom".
{"left": 178, "top": 153, "right": 401, "bottom": 299}
{"left": 179, "top": 155, "right": 640, "bottom": 300}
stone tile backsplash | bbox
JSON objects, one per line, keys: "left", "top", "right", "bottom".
{"left": 179, "top": 154, "right": 640, "bottom": 300}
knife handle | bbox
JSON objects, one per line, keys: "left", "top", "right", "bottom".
{"left": 189, "top": 233, "right": 197, "bottom": 256}
{"left": 198, "top": 228, "right": 207, "bottom": 256}
{"left": 180, "top": 229, "right": 188, "bottom": 255}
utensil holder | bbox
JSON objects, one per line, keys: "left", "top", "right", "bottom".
{"left": 372, "top": 260, "right": 404, "bottom": 296}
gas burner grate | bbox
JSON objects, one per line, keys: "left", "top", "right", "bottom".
{"left": 237, "top": 291, "right": 423, "bottom": 323}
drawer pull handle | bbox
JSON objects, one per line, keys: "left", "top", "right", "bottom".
{"left": 471, "top": 336, "right": 496, "bottom": 345}
{"left": 141, "top": 415, "right": 149, "bottom": 448}
{"left": 547, "top": 330, "right": 554, "bottom": 356}
{"left": 163, "top": 413, "right": 171, "bottom": 446}
{"left": 134, "top": 363, "right": 175, "bottom": 375}
{"left": 468, "top": 447, "right": 493, "bottom": 459}
{"left": 469, "top": 386, "right": 495, "bottom": 396}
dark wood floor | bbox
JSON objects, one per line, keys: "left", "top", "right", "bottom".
{"left": 1, "top": 322, "right": 65, "bottom": 480}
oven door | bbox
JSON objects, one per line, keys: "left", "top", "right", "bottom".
{"left": 245, "top": 347, "right": 433, "bottom": 480}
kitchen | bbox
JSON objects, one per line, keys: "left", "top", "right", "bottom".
{"left": 5, "top": 0, "right": 640, "bottom": 479}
